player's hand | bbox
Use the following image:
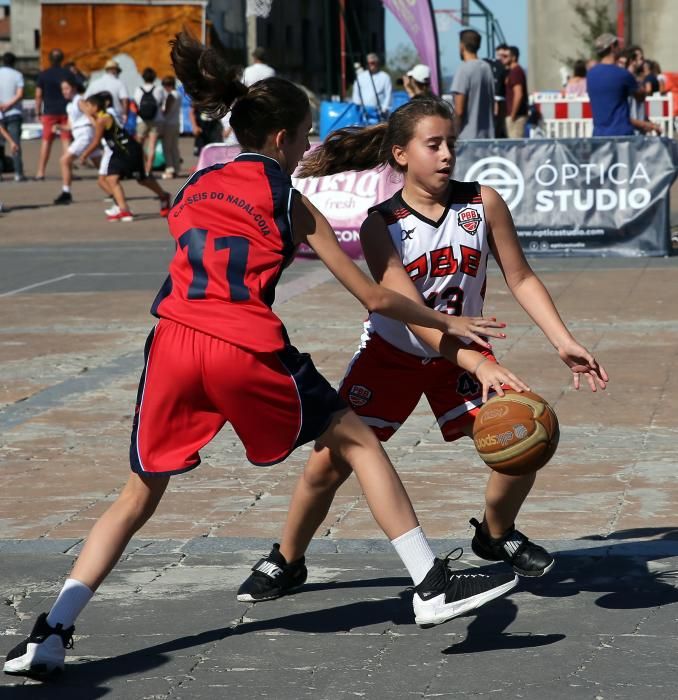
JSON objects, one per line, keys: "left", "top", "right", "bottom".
{"left": 10, "top": 143, "right": 18, "bottom": 155}
{"left": 475, "top": 360, "right": 530, "bottom": 403}
{"left": 557, "top": 339, "right": 608, "bottom": 391}
{"left": 443, "top": 315, "right": 507, "bottom": 350}
{"left": 79, "top": 154, "right": 88, "bottom": 166}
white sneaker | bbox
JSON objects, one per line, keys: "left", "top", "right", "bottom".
{"left": 105, "top": 204, "right": 120, "bottom": 217}
{"left": 412, "top": 550, "right": 518, "bottom": 627}
{"left": 3, "top": 612, "right": 74, "bottom": 678}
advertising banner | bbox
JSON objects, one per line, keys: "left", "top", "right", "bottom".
{"left": 381, "top": 0, "right": 441, "bottom": 94}
{"left": 456, "top": 137, "right": 678, "bottom": 257}
{"left": 196, "top": 137, "right": 678, "bottom": 258}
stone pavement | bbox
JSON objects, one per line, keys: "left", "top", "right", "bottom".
{"left": 1, "top": 140, "right": 678, "bottom": 698}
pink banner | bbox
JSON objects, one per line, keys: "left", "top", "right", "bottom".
{"left": 382, "top": 0, "right": 441, "bottom": 94}
{"left": 197, "top": 144, "right": 403, "bottom": 258}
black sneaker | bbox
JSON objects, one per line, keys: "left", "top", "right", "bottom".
{"left": 470, "top": 517, "right": 555, "bottom": 577}
{"left": 237, "top": 543, "right": 307, "bottom": 602}
{"left": 53, "top": 191, "right": 72, "bottom": 205}
{"left": 412, "top": 549, "right": 518, "bottom": 628}
{"left": 4, "top": 612, "right": 74, "bottom": 678}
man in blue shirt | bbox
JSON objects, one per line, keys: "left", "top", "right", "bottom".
{"left": 587, "top": 34, "right": 645, "bottom": 136}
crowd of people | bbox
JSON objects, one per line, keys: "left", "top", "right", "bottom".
{"left": 0, "top": 45, "right": 278, "bottom": 220}
{"left": 349, "top": 30, "right": 673, "bottom": 142}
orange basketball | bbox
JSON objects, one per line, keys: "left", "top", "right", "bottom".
{"left": 472, "top": 391, "right": 559, "bottom": 476}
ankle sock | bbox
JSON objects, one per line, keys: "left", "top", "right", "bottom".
{"left": 46, "top": 578, "right": 94, "bottom": 628}
{"left": 391, "top": 526, "right": 436, "bottom": 586}
{"left": 62, "top": 186, "right": 70, "bottom": 193}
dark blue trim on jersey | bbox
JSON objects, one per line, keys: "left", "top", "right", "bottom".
{"left": 233, "top": 153, "right": 297, "bottom": 307}
{"left": 150, "top": 274, "right": 173, "bottom": 318}
{"left": 276, "top": 343, "right": 347, "bottom": 452}
{"left": 171, "top": 161, "right": 228, "bottom": 209}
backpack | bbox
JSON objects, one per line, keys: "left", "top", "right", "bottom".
{"left": 138, "top": 87, "right": 159, "bottom": 121}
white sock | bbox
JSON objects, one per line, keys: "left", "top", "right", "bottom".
{"left": 62, "top": 186, "right": 70, "bottom": 193}
{"left": 46, "top": 578, "right": 94, "bottom": 628}
{"left": 391, "top": 526, "right": 436, "bottom": 586}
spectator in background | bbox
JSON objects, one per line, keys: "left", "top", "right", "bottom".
{"left": 352, "top": 53, "right": 392, "bottom": 118}
{"left": 189, "top": 105, "right": 222, "bottom": 157}
{"left": 134, "top": 67, "right": 165, "bottom": 176}
{"left": 563, "top": 60, "right": 587, "bottom": 97}
{"left": 85, "top": 59, "right": 129, "bottom": 124}
{"left": 64, "top": 61, "right": 87, "bottom": 91}
{"left": 242, "top": 47, "right": 275, "bottom": 87}
{"left": 623, "top": 45, "right": 662, "bottom": 135}
{"left": 402, "top": 64, "right": 432, "bottom": 99}
{"left": 159, "top": 76, "right": 181, "bottom": 179}
{"left": 0, "top": 52, "right": 26, "bottom": 181}
{"left": 451, "top": 29, "right": 494, "bottom": 139}
{"left": 504, "top": 45, "right": 528, "bottom": 138}
{"left": 34, "top": 48, "right": 72, "bottom": 180}
{"left": 486, "top": 43, "right": 509, "bottom": 138}
{"left": 643, "top": 60, "right": 662, "bottom": 95}
{"left": 587, "top": 34, "right": 646, "bottom": 136}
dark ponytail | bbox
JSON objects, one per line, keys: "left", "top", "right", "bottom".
{"left": 170, "top": 31, "right": 310, "bottom": 151}
{"left": 299, "top": 97, "right": 454, "bottom": 178}
{"left": 170, "top": 31, "right": 247, "bottom": 119}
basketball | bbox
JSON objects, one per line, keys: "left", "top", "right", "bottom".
{"left": 473, "top": 391, "right": 559, "bottom": 476}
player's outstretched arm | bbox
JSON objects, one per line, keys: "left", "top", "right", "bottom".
{"left": 483, "top": 185, "right": 608, "bottom": 391}
{"left": 293, "top": 194, "right": 503, "bottom": 343}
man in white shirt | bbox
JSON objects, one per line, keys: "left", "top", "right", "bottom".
{"left": 85, "top": 59, "right": 129, "bottom": 123}
{"left": 242, "top": 47, "right": 275, "bottom": 87}
{"left": 352, "top": 53, "right": 392, "bottom": 117}
{"left": 0, "top": 52, "right": 25, "bottom": 180}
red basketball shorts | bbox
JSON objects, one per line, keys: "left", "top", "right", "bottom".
{"left": 130, "top": 319, "right": 345, "bottom": 475}
{"left": 339, "top": 331, "right": 496, "bottom": 442}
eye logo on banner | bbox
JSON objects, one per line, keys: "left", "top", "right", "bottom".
{"left": 463, "top": 157, "right": 525, "bottom": 210}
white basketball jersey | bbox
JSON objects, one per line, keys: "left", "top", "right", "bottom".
{"left": 365, "top": 181, "right": 489, "bottom": 358}
{"left": 67, "top": 95, "right": 91, "bottom": 133}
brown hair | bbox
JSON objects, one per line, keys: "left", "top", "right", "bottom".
{"left": 298, "top": 97, "right": 453, "bottom": 178}
{"left": 170, "top": 31, "right": 309, "bottom": 150}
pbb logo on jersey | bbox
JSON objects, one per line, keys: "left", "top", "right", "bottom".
{"left": 457, "top": 207, "right": 481, "bottom": 234}
{"left": 348, "top": 384, "right": 372, "bottom": 408}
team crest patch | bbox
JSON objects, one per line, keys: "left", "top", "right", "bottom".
{"left": 348, "top": 384, "right": 372, "bottom": 408}
{"left": 457, "top": 207, "right": 481, "bottom": 234}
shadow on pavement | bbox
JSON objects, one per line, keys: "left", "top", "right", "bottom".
{"left": 521, "top": 527, "right": 678, "bottom": 610}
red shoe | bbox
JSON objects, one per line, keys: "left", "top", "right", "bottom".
{"left": 107, "top": 210, "right": 134, "bottom": 222}
{"left": 159, "top": 195, "right": 171, "bottom": 217}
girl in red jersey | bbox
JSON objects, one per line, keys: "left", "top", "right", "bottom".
{"left": 237, "top": 97, "right": 609, "bottom": 603}
{"left": 4, "top": 35, "right": 523, "bottom": 680}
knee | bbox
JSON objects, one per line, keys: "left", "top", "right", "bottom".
{"left": 117, "top": 479, "right": 166, "bottom": 527}
{"left": 303, "top": 449, "right": 351, "bottom": 492}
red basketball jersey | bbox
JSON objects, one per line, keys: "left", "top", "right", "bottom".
{"left": 151, "top": 153, "right": 297, "bottom": 352}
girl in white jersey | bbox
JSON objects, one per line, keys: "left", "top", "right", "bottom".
{"left": 52, "top": 79, "right": 102, "bottom": 206}
{"left": 238, "top": 97, "right": 609, "bottom": 602}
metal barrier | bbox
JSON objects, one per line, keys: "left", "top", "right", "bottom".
{"left": 531, "top": 92, "right": 674, "bottom": 139}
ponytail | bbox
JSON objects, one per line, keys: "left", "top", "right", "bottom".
{"left": 170, "top": 31, "right": 247, "bottom": 119}
{"left": 298, "top": 97, "right": 454, "bottom": 178}
{"left": 170, "top": 31, "right": 310, "bottom": 151}
{"left": 298, "top": 123, "right": 388, "bottom": 177}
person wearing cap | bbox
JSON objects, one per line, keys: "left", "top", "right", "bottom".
{"left": 450, "top": 29, "right": 495, "bottom": 139}
{"left": 352, "top": 53, "right": 392, "bottom": 117}
{"left": 242, "top": 47, "right": 275, "bottom": 87}
{"left": 586, "top": 33, "right": 645, "bottom": 137}
{"left": 84, "top": 59, "right": 129, "bottom": 124}
{"left": 34, "top": 49, "right": 72, "bottom": 180}
{"left": 403, "top": 64, "right": 432, "bottom": 99}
